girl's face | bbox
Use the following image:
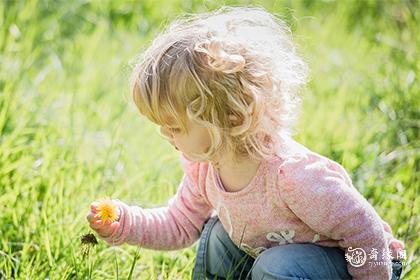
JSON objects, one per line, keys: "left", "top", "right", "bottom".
{"left": 159, "top": 118, "right": 211, "bottom": 161}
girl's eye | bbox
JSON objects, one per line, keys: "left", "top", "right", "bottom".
{"left": 169, "top": 127, "right": 181, "bottom": 134}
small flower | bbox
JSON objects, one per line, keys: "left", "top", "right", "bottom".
{"left": 96, "top": 197, "right": 119, "bottom": 224}
{"left": 80, "top": 233, "right": 98, "bottom": 246}
{"left": 80, "top": 233, "right": 98, "bottom": 257}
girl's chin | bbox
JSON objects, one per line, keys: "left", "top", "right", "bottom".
{"left": 181, "top": 152, "right": 200, "bottom": 162}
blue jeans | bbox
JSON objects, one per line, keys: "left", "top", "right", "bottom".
{"left": 192, "top": 216, "right": 403, "bottom": 280}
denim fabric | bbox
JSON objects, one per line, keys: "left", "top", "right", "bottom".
{"left": 192, "top": 215, "right": 254, "bottom": 279}
{"left": 192, "top": 216, "right": 403, "bottom": 280}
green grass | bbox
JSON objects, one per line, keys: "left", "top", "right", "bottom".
{"left": 1, "top": 0, "right": 418, "bottom": 279}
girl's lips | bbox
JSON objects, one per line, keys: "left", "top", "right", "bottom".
{"left": 170, "top": 142, "right": 179, "bottom": 150}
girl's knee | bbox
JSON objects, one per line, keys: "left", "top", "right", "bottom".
{"left": 251, "top": 245, "right": 299, "bottom": 279}
{"left": 250, "top": 244, "right": 351, "bottom": 280}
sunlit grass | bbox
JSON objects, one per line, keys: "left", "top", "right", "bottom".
{"left": 0, "top": 0, "right": 418, "bottom": 279}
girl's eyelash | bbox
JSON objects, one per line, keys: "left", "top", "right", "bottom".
{"left": 169, "top": 127, "right": 181, "bottom": 133}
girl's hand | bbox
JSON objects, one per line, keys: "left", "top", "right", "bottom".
{"left": 86, "top": 201, "right": 120, "bottom": 238}
{"left": 389, "top": 238, "right": 406, "bottom": 260}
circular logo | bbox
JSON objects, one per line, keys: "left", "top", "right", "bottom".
{"left": 345, "top": 247, "right": 367, "bottom": 267}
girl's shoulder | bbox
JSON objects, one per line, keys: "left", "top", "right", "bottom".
{"left": 179, "top": 153, "right": 199, "bottom": 174}
{"left": 273, "top": 135, "right": 313, "bottom": 158}
{"left": 178, "top": 153, "right": 210, "bottom": 185}
{"left": 272, "top": 136, "right": 353, "bottom": 188}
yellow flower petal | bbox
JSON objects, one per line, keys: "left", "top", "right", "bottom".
{"left": 96, "top": 197, "right": 119, "bottom": 223}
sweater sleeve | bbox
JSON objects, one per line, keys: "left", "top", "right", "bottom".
{"left": 102, "top": 155, "right": 214, "bottom": 250}
{"left": 380, "top": 218, "right": 405, "bottom": 260}
{"left": 276, "top": 153, "right": 398, "bottom": 280}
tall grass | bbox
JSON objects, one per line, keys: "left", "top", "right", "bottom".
{"left": 1, "top": 0, "right": 418, "bottom": 279}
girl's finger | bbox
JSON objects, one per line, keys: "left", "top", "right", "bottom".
{"left": 91, "top": 203, "right": 99, "bottom": 213}
{"left": 87, "top": 219, "right": 102, "bottom": 230}
{"left": 89, "top": 220, "right": 103, "bottom": 231}
{"left": 86, "top": 212, "right": 96, "bottom": 223}
{"left": 94, "top": 220, "right": 104, "bottom": 226}
{"left": 97, "top": 221, "right": 119, "bottom": 237}
{"left": 98, "top": 225, "right": 114, "bottom": 238}
{"left": 110, "top": 221, "right": 120, "bottom": 230}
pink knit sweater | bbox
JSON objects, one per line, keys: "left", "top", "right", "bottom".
{"left": 104, "top": 137, "right": 405, "bottom": 280}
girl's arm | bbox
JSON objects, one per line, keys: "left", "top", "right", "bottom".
{"left": 276, "top": 153, "right": 403, "bottom": 280}
{"left": 102, "top": 157, "right": 214, "bottom": 250}
{"left": 380, "top": 218, "right": 405, "bottom": 259}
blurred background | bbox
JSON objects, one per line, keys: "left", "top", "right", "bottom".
{"left": 1, "top": 0, "right": 418, "bottom": 279}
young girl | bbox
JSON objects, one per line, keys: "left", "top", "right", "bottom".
{"left": 86, "top": 6, "right": 405, "bottom": 280}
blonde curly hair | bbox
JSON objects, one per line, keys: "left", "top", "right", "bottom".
{"left": 130, "top": 6, "right": 309, "bottom": 163}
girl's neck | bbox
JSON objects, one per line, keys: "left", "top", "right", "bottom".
{"left": 210, "top": 153, "right": 262, "bottom": 193}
